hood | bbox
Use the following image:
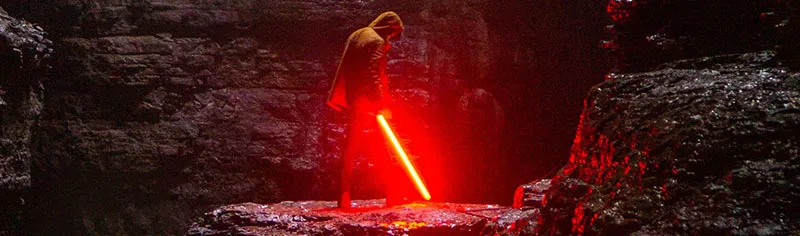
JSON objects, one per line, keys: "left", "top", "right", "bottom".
{"left": 368, "top": 11, "right": 404, "bottom": 37}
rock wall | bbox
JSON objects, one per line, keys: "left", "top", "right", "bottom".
{"left": 0, "top": 0, "right": 608, "bottom": 234}
{"left": 604, "top": 0, "right": 800, "bottom": 72}
{"left": 0, "top": 8, "right": 52, "bottom": 234}
{"left": 539, "top": 52, "right": 800, "bottom": 235}
{"left": 534, "top": 1, "right": 800, "bottom": 235}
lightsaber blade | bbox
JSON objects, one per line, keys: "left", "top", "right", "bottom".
{"left": 376, "top": 114, "right": 432, "bottom": 200}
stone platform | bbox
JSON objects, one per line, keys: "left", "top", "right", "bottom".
{"left": 188, "top": 199, "right": 540, "bottom": 235}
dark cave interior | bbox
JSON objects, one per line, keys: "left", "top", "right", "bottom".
{"left": 1, "top": 0, "right": 798, "bottom": 235}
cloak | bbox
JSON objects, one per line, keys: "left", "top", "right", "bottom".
{"left": 327, "top": 11, "right": 404, "bottom": 114}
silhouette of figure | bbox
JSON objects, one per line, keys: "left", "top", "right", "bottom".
{"left": 327, "top": 11, "right": 405, "bottom": 209}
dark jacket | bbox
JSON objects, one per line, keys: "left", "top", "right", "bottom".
{"left": 327, "top": 11, "right": 404, "bottom": 114}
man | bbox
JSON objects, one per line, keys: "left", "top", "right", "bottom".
{"left": 327, "top": 11, "right": 405, "bottom": 209}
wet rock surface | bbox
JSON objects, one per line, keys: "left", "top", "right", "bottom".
{"left": 0, "top": 7, "right": 52, "bottom": 192}
{"left": 189, "top": 199, "right": 539, "bottom": 236}
{"left": 0, "top": 7, "right": 52, "bottom": 234}
{"left": 539, "top": 51, "right": 800, "bottom": 235}
{"left": 513, "top": 179, "right": 551, "bottom": 209}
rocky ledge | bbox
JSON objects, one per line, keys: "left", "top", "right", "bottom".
{"left": 539, "top": 51, "right": 800, "bottom": 235}
{"left": 189, "top": 199, "right": 540, "bottom": 236}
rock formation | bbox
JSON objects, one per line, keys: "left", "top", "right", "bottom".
{"left": 539, "top": 51, "right": 800, "bottom": 235}
{"left": 604, "top": 0, "right": 797, "bottom": 72}
{"left": 188, "top": 200, "right": 539, "bottom": 236}
{"left": 0, "top": 7, "right": 52, "bottom": 234}
{"left": 533, "top": 1, "right": 800, "bottom": 234}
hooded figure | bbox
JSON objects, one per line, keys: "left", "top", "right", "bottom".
{"left": 328, "top": 12, "right": 405, "bottom": 209}
{"left": 327, "top": 11, "right": 404, "bottom": 115}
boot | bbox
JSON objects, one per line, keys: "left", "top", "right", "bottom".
{"left": 339, "top": 191, "right": 351, "bottom": 209}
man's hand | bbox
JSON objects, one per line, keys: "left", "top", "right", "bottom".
{"left": 379, "top": 109, "right": 392, "bottom": 119}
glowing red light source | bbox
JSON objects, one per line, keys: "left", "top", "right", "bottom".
{"left": 376, "top": 114, "right": 431, "bottom": 201}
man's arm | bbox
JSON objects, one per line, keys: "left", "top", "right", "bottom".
{"left": 366, "top": 39, "right": 391, "bottom": 116}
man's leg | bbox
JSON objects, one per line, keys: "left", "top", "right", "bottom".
{"left": 384, "top": 162, "right": 406, "bottom": 206}
{"left": 375, "top": 124, "right": 406, "bottom": 207}
{"left": 340, "top": 114, "right": 366, "bottom": 209}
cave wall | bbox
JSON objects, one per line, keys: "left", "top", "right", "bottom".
{"left": 536, "top": 0, "right": 800, "bottom": 234}
{"left": 0, "top": 8, "right": 52, "bottom": 234}
{"left": 540, "top": 52, "right": 800, "bottom": 235}
{"left": 0, "top": 0, "right": 608, "bottom": 234}
{"left": 604, "top": 0, "right": 800, "bottom": 72}
{"left": 484, "top": 1, "right": 610, "bottom": 195}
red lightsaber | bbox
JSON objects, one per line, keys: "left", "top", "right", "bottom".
{"left": 376, "top": 114, "right": 432, "bottom": 200}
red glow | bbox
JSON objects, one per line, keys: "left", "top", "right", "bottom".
{"left": 571, "top": 204, "right": 585, "bottom": 234}
{"left": 377, "top": 114, "right": 431, "bottom": 200}
{"left": 512, "top": 186, "right": 524, "bottom": 209}
{"left": 379, "top": 221, "right": 427, "bottom": 230}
